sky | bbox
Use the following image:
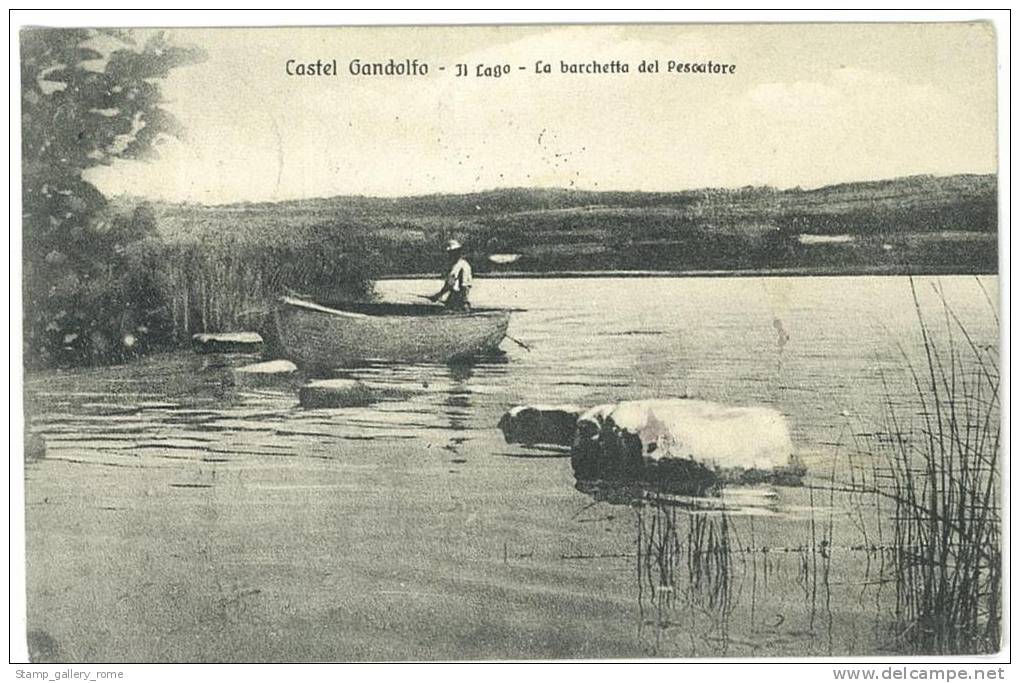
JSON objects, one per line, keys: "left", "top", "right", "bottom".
{"left": 83, "top": 23, "right": 999, "bottom": 204}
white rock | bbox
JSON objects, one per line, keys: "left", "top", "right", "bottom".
{"left": 236, "top": 359, "right": 298, "bottom": 375}
{"left": 607, "top": 399, "right": 791, "bottom": 470}
{"left": 233, "top": 360, "right": 299, "bottom": 387}
{"left": 571, "top": 399, "right": 797, "bottom": 492}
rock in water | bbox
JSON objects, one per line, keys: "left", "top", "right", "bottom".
{"left": 191, "top": 332, "right": 263, "bottom": 354}
{"left": 575, "top": 404, "right": 616, "bottom": 442}
{"left": 233, "top": 359, "right": 299, "bottom": 387}
{"left": 299, "top": 379, "right": 375, "bottom": 408}
{"left": 498, "top": 404, "right": 585, "bottom": 447}
{"left": 571, "top": 399, "right": 796, "bottom": 494}
{"left": 25, "top": 432, "right": 46, "bottom": 461}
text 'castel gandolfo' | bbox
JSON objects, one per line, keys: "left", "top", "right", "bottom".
{"left": 286, "top": 59, "right": 429, "bottom": 76}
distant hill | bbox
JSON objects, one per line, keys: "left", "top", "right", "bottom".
{"left": 126, "top": 173, "right": 998, "bottom": 276}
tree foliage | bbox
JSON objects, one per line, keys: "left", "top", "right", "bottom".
{"left": 21, "top": 28, "right": 205, "bottom": 366}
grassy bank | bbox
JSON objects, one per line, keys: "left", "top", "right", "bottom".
{"left": 145, "top": 173, "right": 997, "bottom": 277}
{"left": 129, "top": 172, "right": 997, "bottom": 347}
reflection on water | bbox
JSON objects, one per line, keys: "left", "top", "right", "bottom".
{"left": 24, "top": 352, "right": 515, "bottom": 476}
{"left": 630, "top": 493, "right": 907, "bottom": 657}
{"left": 443, "top": 361, "right": 474, "bottom": 434}
{"left": 636, "top": 503, "right": 737, "bottom": 655}
{"left": 24, "top": 276, "right": 998, "bottom": 660}
{"left": 575, "top": 478, "right": 813, "bottom": 517}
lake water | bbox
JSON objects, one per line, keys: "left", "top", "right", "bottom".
{"left": 23, "top": 275, "right": 999, "bottom": 661}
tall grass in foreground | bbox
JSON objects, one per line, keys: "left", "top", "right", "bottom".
{"left": 850, "top": 278, "right": 1000, "bottom": 654}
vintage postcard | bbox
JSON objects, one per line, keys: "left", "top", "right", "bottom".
{"left": 16, "top": 19, "right": 1003, "bottom": 664}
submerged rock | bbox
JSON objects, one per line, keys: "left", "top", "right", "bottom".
{"left": 299, "top": 379, "right": 375, "bottom": 408}
{"left": 191, "top": 332, "right": 263, "bottom": 354}
{"left": 571, "top": 398, "right": 799, "bottom": 495}
{"left": 233, "top": 359, "right": 299, "bottom": 387}
{"left": 498, "top": 404, "right": 585, "bottom": 447}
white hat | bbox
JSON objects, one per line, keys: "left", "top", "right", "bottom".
{"left": 445, "top": 239, "right": 462, "bottom": 252}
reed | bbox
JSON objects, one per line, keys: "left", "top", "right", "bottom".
{"left": 636, "top": 502, "right": 739, "bottom": 654}
{"left": 846, "top": 278, "right": 1001, "bottom": 654}
{"left": 128, "top": 229, "right": 378, "bottom": 343}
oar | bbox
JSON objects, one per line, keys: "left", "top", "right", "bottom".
{"left": 414, "top": 294, "right": 441, "bottom": 304}
{"left": 505, "top": 335, "right": 533, "bottom": 352}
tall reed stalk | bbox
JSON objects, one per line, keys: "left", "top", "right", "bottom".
{"left": 636, "top": 503, "right": 738, "bottom": 654}
{"left": 130, "top": 231, "right": 377, "bottom": 342}
{"left": 853, "top": 278, "right": 1000, "bottom": 654}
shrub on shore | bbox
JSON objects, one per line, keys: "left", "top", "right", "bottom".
{"left": 21, "top": 29, "right": 205, "bottom": 368}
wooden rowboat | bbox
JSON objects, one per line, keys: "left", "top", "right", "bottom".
{"left": 274, "top": 296, "right": 511, "bottom": 369}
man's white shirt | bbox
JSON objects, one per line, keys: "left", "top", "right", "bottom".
{"left": 446, "top": 258, "right": 472, "bottom": 292}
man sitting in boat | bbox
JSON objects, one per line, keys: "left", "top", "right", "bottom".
{"left": 428, "top": 239, "right": 473, "bottom": 311}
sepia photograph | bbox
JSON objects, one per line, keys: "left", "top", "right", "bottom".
{"left": 13, "top": 13, "right": 1006, "bottom": 666}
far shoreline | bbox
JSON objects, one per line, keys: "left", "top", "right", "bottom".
{"left": 380, "top": 265, "right": 998, "bottom": 280}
